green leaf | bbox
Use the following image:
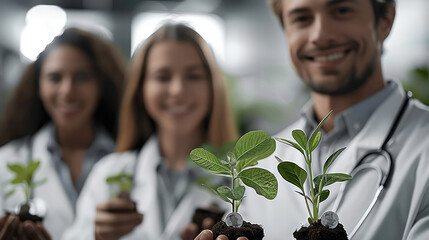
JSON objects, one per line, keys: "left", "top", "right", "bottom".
{"left": 314, "top": 173, "right": 352, "bottom": 188}
{"left": 4, "top": 189, "right": 16, "bottom": 199}
{"left": 236, "top": 138, "right": 276, "bottom": 172}
{"left": 317, "top": 189, "right": 330, "bottom": 203}
{"left": 233, "top": 131, "right": 275, "bottom": 172}
{"left": 32, "top": 179, "right": 47, "bottom": 188}
{"left": 230, "top": 186, "right": 245, "bottom": 201}
{"left": 106, "top": 175, "right": 123, "bottom": 183}
{"left": 275, "top": 138, "right": 305, "bottom": 156}
{"left": 277, "top": 161, "right": 307, "bottom": 191}
{"left": 7, "top": 164, "right": 24, "bottom": 174}
{"left": 238, "top": 168, "right": 278, "bottom": 200}
{"left": 308, "top": 111, "right": 332, "bottom": 150}
{"left": 309, "top": 131, "right": 322, "bottom": 152}
{"left": 292, "top": 130, "right": 307, "bottom": 150}
{"left": 190, "top": 148, "right": 232, "bottom": 175}
{"left": 11, "top": 177, "right": 24, "bottom": 185}
{"left": 295, "top": 190, "right": 313, "bottom": 203}
{"left": 216, "top": 186, "right": 233, "bottom": 203}
{"left": 323, "top": 147, "right": 346, "bottom": 174}
{"left": 27, "top": 161, "right": 41, "bottom": 174}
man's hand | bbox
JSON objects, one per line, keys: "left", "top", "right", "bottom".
{"left": 193, "top": 230, "right": 248, "bottom": 240}
{"left": 0, "top": 213, "right": 52, "bottom": 240}
{"left": 180, "top": 217, "right": 215, "bottom": 240}
{"left": 94, "top": 198, "right": 143, "bottom": 240}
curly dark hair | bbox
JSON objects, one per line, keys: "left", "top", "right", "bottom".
{"left": 0, "top": 28, "right": 126, "bottom": 146}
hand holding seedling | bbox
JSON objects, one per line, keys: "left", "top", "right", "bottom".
{"left": 190, "top": 130, "right": 278, "bottom": 226}
{"left": 0, "top": 213, "right": 52, "bottom": 240}
{"left": 275, "top": 111, "right": 352, "bottom": 224}
{"left": 94, "top": 198, "right": 143, "bottom": 240}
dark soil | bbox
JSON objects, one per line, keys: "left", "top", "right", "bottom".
{"left": 192, "top": 207, "right": 225, "bottom": 232}
{"left": 17, "top": 204, "right": 43, "bottom": 222}
{"left": 293, "top": 220, "right": 348, "bottom": 240}
{"left": 212, "top": 221, "right": 264, "bottom": 240}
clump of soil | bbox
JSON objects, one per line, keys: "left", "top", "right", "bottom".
{"left": 293, "top": 220, "right": 348, "bottom": 240}
{"left": 212, "top": 221, "right": 264, "bottom": 240}
{"left": 18, "top": 203, "right": 43, "bottom": 222}
{"left": 192, "top": 208, "right": 225, "bottom": 233}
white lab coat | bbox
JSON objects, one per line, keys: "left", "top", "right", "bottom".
{"left": 0, "top": 125, "right": 74, "bottom": 240}
{"left": 63, "top": 136, "right": 226, "bottom": 240}
{"left": 242, "top": 84, "right": 429, "bottom": 239}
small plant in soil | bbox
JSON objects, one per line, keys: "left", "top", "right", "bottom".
{"left": 275, "top": 111, "right": 352, "bottom": 240}
{"left": 105, "top": 171, "right": 133, "bottom": 199}
{"left": 4, "top": 160, "right": 46, "bottom": 222}
{"left": 190, "top": 130, "right": 278, "bottom": 240}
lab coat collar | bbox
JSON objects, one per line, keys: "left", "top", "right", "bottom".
{"left": 30, "top": 125, "right": 74, "bottom": 234}
{"left": 328, "top": 81, "right": 405, "bottom": 175}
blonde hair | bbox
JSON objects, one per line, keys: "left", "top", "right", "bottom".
{"left": 116, "top": 23, "right": 238, "bottom": 151}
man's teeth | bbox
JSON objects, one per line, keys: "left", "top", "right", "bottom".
{"left": 169, "top": 106, "right": 189, "bottom": 113}
{"left": 314, "top": 52, "right": 345, "bottom": 62}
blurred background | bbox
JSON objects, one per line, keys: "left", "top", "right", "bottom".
{"left": 0, "top": 0, "right": 428, "bottom": 135}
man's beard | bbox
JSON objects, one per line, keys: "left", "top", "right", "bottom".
{"left": 303, "top": 51, "right": 378, "bottom": 96}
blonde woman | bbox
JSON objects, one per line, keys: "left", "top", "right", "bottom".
{"left": 64, "top": 23, "right": 238, "bottom": 240}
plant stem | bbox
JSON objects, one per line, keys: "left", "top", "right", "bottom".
{"left": 306, "top": 149, "right": 317, "bottom": 222}
{"left": 302, "top": 189, "right": 313, "bottom": 219}
{"left": 231, "top": 173, "right": 236, "bottom": 213}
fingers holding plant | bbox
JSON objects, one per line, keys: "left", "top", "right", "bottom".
{"left": 94, "top": 198, "right": 143, "bottom": 240}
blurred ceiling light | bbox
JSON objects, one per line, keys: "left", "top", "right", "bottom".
{"left": 20, "top": 5, "right": 67, "bottom": 61}
{"left": 131, "top": 12, "right": 225, "bottom": 65}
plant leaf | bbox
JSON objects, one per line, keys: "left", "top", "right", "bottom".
{"left": 32, "top": 179, "right": 47, "bottom": 188}
{"left": 308, "top": 111, "right": 332, "bottom": 150}
{"left": 294, "top": 190, "right": 313, "bottom": 203}
{"left": 4, "top": 189, "right": 16, "bottom": 199}
{"left": 314, "top": 173, "right": 352, "bottom": 188}
{"left": 236, "top": 138, "right": 276, "bottom": 172}
{"left": 277, "top": 161, "right": 307, "bottom": 191}
{"left": 234, "top": 131, "right": 276, "bottom": 172}
{"left": 216, "top": 186, "right": 233, "bottom": 203}
{"left": 190, "top": 148, "right": 232, "bottom": 175}
{"left": 106, "top": 175, "right": 123, "bottom": 183}
{"left": 309, "top": 131, "right": 322, "bottom": 152}
{"left": 7, "top": 164, "right": 24, "bottom": 174}
{"left": 275, "top": 138, "right": 305, "bottom": 156}
{"left": 292, "top": 130, "right": 307, "bottom": 150}
{"left": 238, "top": 168, "right": 278, "bottom": 200}
{"left": 317, "top": 189, "right": 330, "bottom": 203}
{"left": 323, "top": 147, "right": 346, "bottom": 174}
{"left": 230, "top": 186, "right": 246, "bottom": 201}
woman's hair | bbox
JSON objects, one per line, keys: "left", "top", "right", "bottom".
{"left": 0, "top": 28, "right": 126, "bottom": 146}
{"left": 116, "top": 23, "right": 238, "bottom": 151}
{"left": 269, "top": 0, "right": 395, "bottom": 27}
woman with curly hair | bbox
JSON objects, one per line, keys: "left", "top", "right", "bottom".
{"left": 0, "top": 28, "right": 126, "bottom": 240}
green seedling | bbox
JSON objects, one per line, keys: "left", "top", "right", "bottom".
{"left": 275, "top": 111, "right": 352, "bottom": 224}
{"left": 190, "top": 130, "right": 278, "bottom": 214}
{"left": 106, "top": 171, "right": 133, "bottom": 199}
{"left": 5, "top": 160, "right": 46, "bottom": 205}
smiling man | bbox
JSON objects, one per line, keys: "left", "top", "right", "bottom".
{"left": 190, "top": 0, "right": 429, "bottom": 239}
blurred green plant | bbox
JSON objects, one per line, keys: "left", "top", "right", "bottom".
{"left": 402, "top": 66, "right": 429, "bottom": 106}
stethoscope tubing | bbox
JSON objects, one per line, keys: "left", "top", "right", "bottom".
{"left": 333, "top": 91, "right": 411, "bottom": 239}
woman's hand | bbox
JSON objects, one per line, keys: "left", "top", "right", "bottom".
{"left": 0, "top": 213, "right": 52, "bottom": 240}
{"left": 94, "top": 198, "right": 143, "bottom": 240}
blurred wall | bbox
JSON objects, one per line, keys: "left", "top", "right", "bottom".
{"left": 0, "top": 0, "right": 428, "bottom": 135}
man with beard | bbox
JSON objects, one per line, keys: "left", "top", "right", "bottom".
{"left": 187, "top": 0, "right": 429, "bottom": 239}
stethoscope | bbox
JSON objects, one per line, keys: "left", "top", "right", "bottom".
{"left": 332, "top": 91, "right": 413, "bottom": 239}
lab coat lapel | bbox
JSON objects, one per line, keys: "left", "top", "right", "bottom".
{"left": 133, "top": 136, "right": 164, "bottom": 238}
{"left": 328, "top": 86, "right": 405, "bottom": 177}
{"left": 30, "top": 126, "right": 74, "bottom": 238}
